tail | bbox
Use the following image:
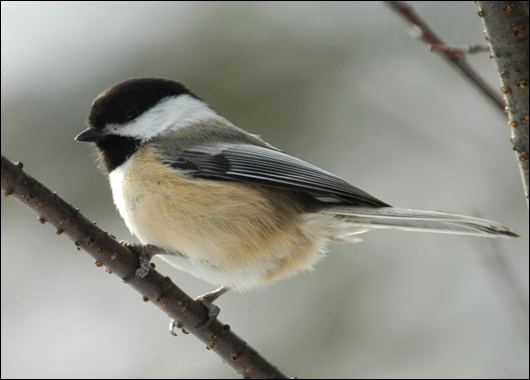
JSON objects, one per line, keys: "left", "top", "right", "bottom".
{"left": 323, "top": 206, "right": 520, "bottom": 238}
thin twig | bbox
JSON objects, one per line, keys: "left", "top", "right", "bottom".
{"left": 476, "top": 237, "right": 529, "bottom": 339}
{"left": 429, "top": 44, "right": 490, "bottom": 55}
{"left": 385, "top": 1, "right": 505, "bottom": 113}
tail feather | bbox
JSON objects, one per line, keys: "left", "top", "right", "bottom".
{"left": 324, "top": 207, "right": 520, "bottom": 238}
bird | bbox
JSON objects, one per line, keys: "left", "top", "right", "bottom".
{"left": 75, "top": 78, "right": 519, "bottom": 328}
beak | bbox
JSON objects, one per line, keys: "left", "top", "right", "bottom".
{"left": 75, "top": 128, "right": 107, "bottom": 143}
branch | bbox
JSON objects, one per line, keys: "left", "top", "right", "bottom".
{"left": 476, "top": 1, "right": 529, "bottom": 210}
{"left": 1, "top": 154, "right": 289, "bottom": 379}
{"left": 385, "top": 1, "right": 506, "bottom": 113}
{"left": 386, "top": 0, "right": 529, "bottom": 211}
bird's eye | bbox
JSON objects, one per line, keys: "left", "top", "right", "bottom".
{"left": 124, "top": 108, "right": 139, "bottom": 120}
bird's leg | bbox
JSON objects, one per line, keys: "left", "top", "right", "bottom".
{"left": 170, "top": 286, "right": 230, "bottom": 335}
{"left": 121, "top": 242, "right": 178, "bottom": 283}
{"left": 120, "top": 242, "right": 230, "bottom": 335}
{"left": 195, "top": 286, "right": 231, "bottom": 328}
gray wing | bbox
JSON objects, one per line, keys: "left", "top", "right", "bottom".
{"left": 160, "top": 143, "right": 390, "bottom": 207}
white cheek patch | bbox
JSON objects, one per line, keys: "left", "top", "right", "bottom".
{"left": 108, "top": 95, "right": 222, "bottom": 142}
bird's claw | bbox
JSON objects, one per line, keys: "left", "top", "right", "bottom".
{"left": 121, "top": 243, "right": 163, "bottom": 283}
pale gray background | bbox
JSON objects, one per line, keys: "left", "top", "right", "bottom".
{"left": 1, "top": 2, "right": 528, "bottom": 378}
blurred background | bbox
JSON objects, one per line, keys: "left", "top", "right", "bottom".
{"left": 1, "top": 2, "right": 528, "bottom": 378}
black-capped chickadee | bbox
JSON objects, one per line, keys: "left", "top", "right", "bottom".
{"left": 76, "top": 78, "right": 519, "bottom": 295}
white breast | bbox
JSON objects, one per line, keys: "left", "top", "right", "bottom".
{"left": 107, "top": 147, "right": 330, "bottom": 291}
